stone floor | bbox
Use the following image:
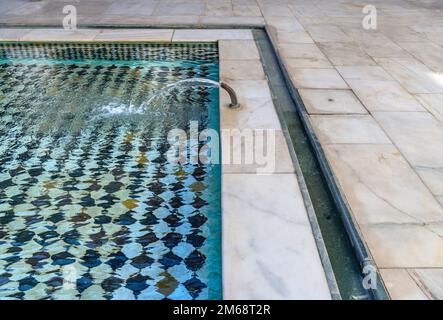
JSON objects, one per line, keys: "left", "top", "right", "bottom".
{"left": 1, "top": 0, "right": 443, "bottom": 300}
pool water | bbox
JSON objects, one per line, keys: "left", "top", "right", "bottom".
{"left": 0, "top": 43, "right": 221, "bottom": 300}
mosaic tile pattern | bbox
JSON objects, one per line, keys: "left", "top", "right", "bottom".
{"left": 0, "top": 43, "right": 221, "bottom": 300}
{"left": 0, "top": 43, "right": 218, "bottom": 62}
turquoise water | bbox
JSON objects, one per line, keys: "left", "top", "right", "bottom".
{"left": 0, "top": 43, "right": 221, "bottom": 300}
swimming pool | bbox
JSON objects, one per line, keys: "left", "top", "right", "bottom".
{"left": 0, "top": 43, "right": 222, "bottom": 300}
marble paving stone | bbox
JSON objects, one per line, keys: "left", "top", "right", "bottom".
{"left": 347, "top": 80, "right": 425, "bottom": 112}
{"left": 398, "top": 42, "right": 443, "bottom": 72}
{"left": 219, "top": 40, "right": 260, "bottom": 60}
{"left": 426, "top": 222, "right": 443, "bottom": 237}
{"left": 410, "top": 24, "right": 443, "bottom": 34}
{"left": 25, "top": 2, "right": 112, "bottom": 25}
{"left": 324, "top": 144, "right": 443, "bottom": 225}
{"left": 415, "top": 94, "right": 443, "bottom": 123}
{"left": 2, "top": 0, "right": 46, "bottom": 16}
{"left": 172, "top": 29, "right": 253, "bottom": 41}
{"left": 299, "top": 89, "right": 367, "bottom": 114}
{"left": 336, "top": 66, "right": 393, "bottom": 81}
{"left": 284, "top": 57, "right": 332, "bottom": 70}
{"left": 153, "top": 3, "right": 205, "bottom": 16}
{"left": 317, "top": 42, "right": 377, "bottom": 67}
{"left": 343, "top": 30, "right": 412, "bottom": 58}
{"left": 221, "top": 130, "right": 294, "bottom": 174}
{"left": 362, "top": 42, "right": 412, "bottom": 59}
{"left": 99, "top": 15, "right": 201, "bottom": 25}
{"left": 232, "top": 0, "right": 257, "bottom": 5}
{"left": 289, "top": 68, "right": 348, "bottom": 89}
{"left": 222, "top": 174, "right": 330, "bottom": 299}
{"left": 199, "top": 16, "right": 265, "bottom": 26}
{"left": 220, "top": 81, "right": 281, "bottom": 129}
{"left": 361, "top": 223, "right": 443, "bottom": 268}
{"left": 381, "top": 26, "right": 429, "bottom": 43}
{"left": 0, "top": 28, "right": 31, "bottom": 41}
{"left": 279, "top": 43, "right": 331, "bottom": 68}
{"left": 305, "top": 25, "right": 352, "bottom": 43}
{"left": 310, "top": 115, "right": 390, "bottom": 144}
{"left": 220, "top": 60, "right": 265, "bottom": 81}
{"left": 260, "top": 4, "right": 294, "bottom": 17}
{"left": 221, "top": 96, "right": 281, "bottom": 130}
{"left": 380, "top": 269, "right": 428, "bottom": 300}
{"left": 0, "top": 0, "right": 27, "bottom": 14}
{"left": 376, "top": 58, "right": 443, "bottom": 94}
{"left": 103, "top": 0, "right": 159, "bottom": 16}
{"left": 205, "top": 2, "right": 233, "bottom": 16}
{"left": 94, "top": 29, "right": 173, "bottom": 42}
{"left": 287, "top": 3, "right": 321, "bottom": 17}
{"left": 265, "top": 16, "right": 305, "bottom": 32}
{"left": 425, "top": 32, "right": 443, "bottom": 46}
{"left": 20, "top": 29, "right": 100, "bottom": 42}
{"left": 373, "top": 112, "right": 443, "bottom": 196}
{"left": 273, "top": 31, "right": 314, "bottom": 44}
{"left": 219, "top": 80, "right": 271, "bottom": 101}
{"left": 232, "top": 4, "right": 262, "bottom": 17}
{"left": 438, "top": 196, "right": 443, "bottom": 207}
{"left": 411, "top": 269, "right": 443, "bottom": 299}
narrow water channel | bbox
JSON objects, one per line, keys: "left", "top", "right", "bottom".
{"left": 253, "top": 30, "right": 373, "bottom": 300}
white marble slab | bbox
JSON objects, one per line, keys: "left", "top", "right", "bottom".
{"left": 299, "top": 89, "right": 367, "bottom": 114}
{"left": 199, "top": 16, "right": 265, "bottom": 26}
{"left": 411, "top": 269, "right": 443, "bottom": 299}
{"left": 273, "top": 31, "right": 314, "bottom": 44}
{"left": 222, "top": 174, "right": 331, "bottom": 299}
{"left": 220, "top": 59, "right": 265, "bottom": 81}
{"left": 289, "top": 68, "right": 349, "bottom": 89}
{"left": 324, "top": 144, "right": 443, "bottom": 225}
{"left": 310, "top": 115, "right": 390, "bottom": 144}
{"left": 415, "top": 94, "right": 443, "bottom": 124}
{"left": 374, "top": 111, "right": 443, "bottom": 196}
{"left": 220, "top": 95, "right": 281, "bottom": 129}
{"left": 347, "top": 80, "right": 425, "bottom": 112}
{"left": 265, "top": 16, "right": 305, "bottom": 32}
{"left": 306, "top": 25, "right": 352, "bottom": 43}
{"left": 172, "top": 29, "right": 253, "bottom": 41}
{"left": 398, "top": 42, "right": 443, "bottom": 72}
{"left": 102, "top": 0, "right": 158, "bottom": 16}
{"left": 221, "top": 130, "right": 294, "bottom": 174}
{"left": 318, "top": 42, "right": 377, "bottom": 67}
{"left": 380, "top": 269, "right": 428, "bottom": 300}
{"left": 362, "top": 42, "right": 412, "bottom": 59}
{"left": 206, "top": 2, "right": 234, "bottom": 17}
{"left": 21, "top": 29, "right": 100, "bottom": 42}
{"left": 260, "top": 4, "right": 294, "bottom": 18}
{"left": 361, "top": 223, "right": 443, "bottom": 268}
{"left": 232, "top": 4, "right": 262, "bottom": 17}
{"left": 375, "top": 58, "right": 443, "bottom": 94}
{"left": 0, "top": 28, "right": 32, "bottom": 41}
{"left": 94, "top": 29, "right": 173, "bottom": 42}
{"left": 279, "top": 43, "right": 332, "bottom": 68}
{"left": 337, "top": 66, "right": 393, "bottom": 81}
{"left": 219, "top": 40, "right": 260, "bottom": 60}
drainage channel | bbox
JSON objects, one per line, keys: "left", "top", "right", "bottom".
{"left": 253, "top": 29, "right": 388, "bottom": 300}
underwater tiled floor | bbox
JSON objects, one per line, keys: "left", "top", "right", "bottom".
{"left": 0, "top": 43, "right": 221, "bottom": 300}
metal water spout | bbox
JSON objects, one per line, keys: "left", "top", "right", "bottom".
{"left": 220, "top": 81, "right": 240, "bottom": 109}
{"left": 145, "top": 78, "right": 241, "bottom": 109}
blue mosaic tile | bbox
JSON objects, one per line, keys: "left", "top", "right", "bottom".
{"left": 0, "top": 43, "right": 222, "bottom": 300}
